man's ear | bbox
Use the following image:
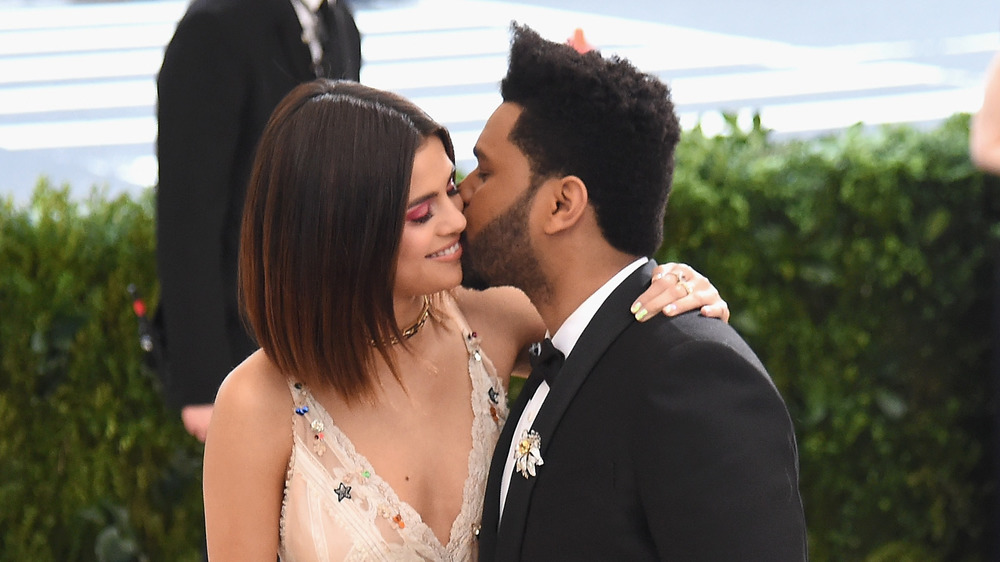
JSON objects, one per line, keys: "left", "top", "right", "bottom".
{"left": 542, "top": 175, "right": 588, "bottom": 235}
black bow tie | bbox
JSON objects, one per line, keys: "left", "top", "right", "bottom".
{"left": 528, "top": 338, "right": 565, "bottom": 386}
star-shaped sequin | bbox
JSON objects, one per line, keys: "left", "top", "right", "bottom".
{"left": 335, "top": 482, "right": 352, "bottom": 502}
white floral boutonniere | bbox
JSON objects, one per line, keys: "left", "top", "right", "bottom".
{"left": 514, "top": 429, "right": 544, "bottom": 478}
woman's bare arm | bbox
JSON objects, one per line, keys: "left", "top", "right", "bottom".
{"left": 632, "top": 262, "right": 731, "bottom": 323}
{"left": 204, "top": 351, "right": 292, "bottom": 561}
{"left": 453, "top": 286, "right": 544, "bottom": 386}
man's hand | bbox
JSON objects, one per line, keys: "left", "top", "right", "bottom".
{"left": 181, "top": 403, "right": 214, "bottom": 442}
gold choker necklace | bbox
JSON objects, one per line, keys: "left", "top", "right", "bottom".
{"left": 371, "top": 295, "right": 432, "bottom": 346}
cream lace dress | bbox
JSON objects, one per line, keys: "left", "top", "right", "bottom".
{"left": 278, "top": 293, "right": 508, "bottom": 561}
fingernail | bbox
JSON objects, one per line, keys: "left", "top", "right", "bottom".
{"left": 664, "top": 304, "right": 677, "bottom": 315}
{"left": 635, "top": 308, "right": 648, "bottom": 321}
{"left": 630, "top": 301, "right": 642, "bottom": 314}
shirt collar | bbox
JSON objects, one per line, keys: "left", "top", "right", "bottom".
{"left": 296, "top": 0, "right": 325, "bottom": 13}
{"left": 550, "top": 257, "right": 647, "bottom": 359}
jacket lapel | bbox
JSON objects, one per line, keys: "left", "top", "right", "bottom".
{"left": 492, "top": 260, "right": 657, "bottom": 560}
{"left": 317, "top": 0, "right": 362, "bottom": 79}
{"left": 270, "top": 0, "right": 315, "bottom": 80}
{"left": 479, "top": 370, "right": 546, "bottom": 561}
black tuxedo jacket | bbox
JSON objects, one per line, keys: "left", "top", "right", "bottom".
{"left": 479, "top": 261, "right": 808, "bottom": 561}
{"left": 155, "top": 0, "right": 360, "bottom": 407}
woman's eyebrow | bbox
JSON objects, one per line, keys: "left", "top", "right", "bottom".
{"left": 406, "top": 193, "right": 435, "bottom": 209}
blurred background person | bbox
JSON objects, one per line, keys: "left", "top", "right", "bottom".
{"left": 154, "top": 0, "right": 362, "bottom": 443}
{"left": 971, "top": 46, "right": 1000, "bottom": 562}
{"left": 971, "top": 51, "right": 1000, "bottom": 174}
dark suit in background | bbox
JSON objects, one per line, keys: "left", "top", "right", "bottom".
{"left": 155, "top": 0, "right": 361, "bottom": 410}
{"left": 479, "top": 261, "right": 808, "bottom": 561}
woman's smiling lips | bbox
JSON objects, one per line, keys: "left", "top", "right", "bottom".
{"left": 427, "top": 240, "right": 462, "bottom": 261}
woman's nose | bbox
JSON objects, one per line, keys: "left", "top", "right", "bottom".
{"left": 444, "top": 192, "right": 467, "bottom": 233}
{"left": 457, "top": 174, "right": 477, "bottom": 206}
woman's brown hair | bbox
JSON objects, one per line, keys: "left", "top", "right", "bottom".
{"left": 239, "top": 79, "right": 455, "bottom": 401}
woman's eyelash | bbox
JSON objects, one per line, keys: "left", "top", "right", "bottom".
{"left": 408, "top": 178, "right": 456, "bottom": 222}
{"left": 406, "top": 202, "right": 432, "bottom": 223}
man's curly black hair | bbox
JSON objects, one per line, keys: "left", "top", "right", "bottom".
{"left": 501, "top": 23, "right": 681, "bottom": 257}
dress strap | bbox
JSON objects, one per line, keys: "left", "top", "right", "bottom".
{"left": 430, "top": 291, "right": 472, "bottom": 335}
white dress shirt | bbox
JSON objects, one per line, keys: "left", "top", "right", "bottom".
{"left": 497, "top": 257, "right": 647, "bottom": 520}
{"left": 290, "top": 0, "right": 327, "bottom": 72}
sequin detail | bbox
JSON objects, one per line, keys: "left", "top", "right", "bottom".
{"left": 335, "top": 482, "right": 352, "bottom": 502}
{"left": 291, "top": 385, "right": 327, "bottom": 456}
{"left": 278, "top": 292, "right": 509, "bottom": 560}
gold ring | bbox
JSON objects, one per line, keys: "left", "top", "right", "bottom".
{"left": 655, "top": 270, "right": 679, "bottom": 283}
{"left": 679, "top": 280, "right": 694, "bottom": 296}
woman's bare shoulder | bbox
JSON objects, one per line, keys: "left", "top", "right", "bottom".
{"left": 214, "top": 349, "right": 292, "bottom": 424}
{"left": 453, "top": 286, "right": 536, "bottom": 325}
{"left": 452, "top": 286, "right": 545, "bottom": 348}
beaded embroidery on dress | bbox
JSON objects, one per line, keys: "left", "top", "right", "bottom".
{"left": 278, "top": 292, "right": 508, "bottom": 561}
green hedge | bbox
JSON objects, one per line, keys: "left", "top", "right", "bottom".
{"left": 1, "top": 114, "right": 996, "bottom": 560}
{"left": 657, "top": 113, "right": 997, "bottom": 560}
{"left": 0, "top": 187, "right": 204, "bottom": 561}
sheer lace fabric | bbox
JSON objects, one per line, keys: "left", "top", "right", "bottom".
{"left": 278, "top": 292, "right": 508, "bottom": 561}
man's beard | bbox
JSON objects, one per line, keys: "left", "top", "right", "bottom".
{"left": 461, "top": 187, "right": 549, "bottom": 300}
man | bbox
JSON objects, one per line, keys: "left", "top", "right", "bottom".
{"left": 460, "top": 24, "right": 808, "bottom": 560}
{"left": 155, "top": 0, "right": 361, "bottom": 441}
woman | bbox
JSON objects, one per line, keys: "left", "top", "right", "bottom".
{"left": 203, "top": 79, "right": 728, "bottom": 560}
